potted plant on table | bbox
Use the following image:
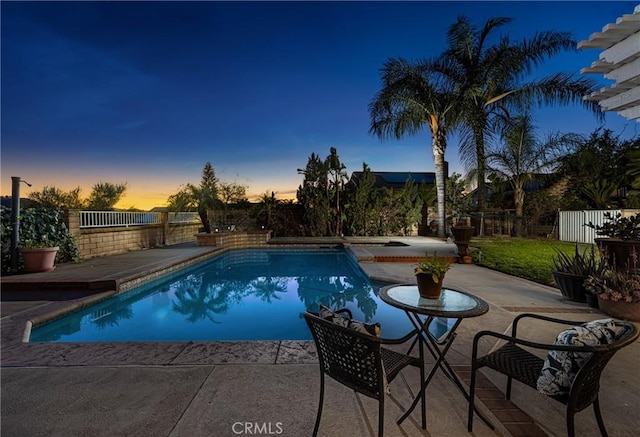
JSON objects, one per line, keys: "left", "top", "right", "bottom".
{"left": 552, "top": 244, "right": 601, "bottom": 305}
{"left": 414, "top": 253, "right": 453, "bottom": 299}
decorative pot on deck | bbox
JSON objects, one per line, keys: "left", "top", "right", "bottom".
{"left": 19, "top": 247, "right": 59, "bottom": 273}
{"left": 552, "top": 270, "right": 588, "bottom": 303}
{"left": 451, "top": 225, "right": 474, "bottom": 259}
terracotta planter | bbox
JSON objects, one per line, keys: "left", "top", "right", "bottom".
{"left": 19, "top": 247, "right": 59, "bottom": 273}
{"left": 416, "top": 273, "right": 444, "bottom": 299}
{"left": 552, "top": 270, "right": 588, "bottom": 303}
{"left": 598, "top": 297, "right": 640, "bottom": 322}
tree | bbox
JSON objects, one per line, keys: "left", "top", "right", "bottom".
{"left": 445, "top": 172, "right": 472, "bottom": 222}
{"left": 345, "top": 163, "right": 377, "bottom": 236}
{"left": 297, "top": 153, "right": 330, "bottom": 236}
{"left": 558, "top": 129, "right": 639, "bottom": 208}
{"left": 28, "top": 186, "right": 84, "bottom": 209}
{"left": 434, "top": 15, "right": 602, "bottom": 214}
{"left": 86, "top": 182, "right": 127, "bottom": 210}
{"left": 167, "top": 162, "right": 222, "bottom": 233}
{"left": 326, "top": 147, "right": 348, "bottom": 236}
{"left": 258, "top": 191, "right": 279, "bottom": 230}
{"left": 486, "top": 114, "right": 577, "bottom": 236}
{"left": 369, "top": 57, "right": 460, "bottom": 238}
{"left": 218, "top": 181, "right": 248, "bottom": 205}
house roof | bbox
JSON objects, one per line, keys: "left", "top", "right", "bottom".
{"left": 350, "top": 171, "right": 436, "bottom": 190}
{"left": 578, "top": 5, "right": 640, "bottom": 121}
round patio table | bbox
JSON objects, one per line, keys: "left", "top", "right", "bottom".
{"left": 379, "top": 284, "right": 492, "bottom": 428}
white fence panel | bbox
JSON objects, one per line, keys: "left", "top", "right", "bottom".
{"left": 558, "top": 210, "right": 620, "bottom": 244}
{"left": 80, "top": 211, "right": 162, "bottom": 228}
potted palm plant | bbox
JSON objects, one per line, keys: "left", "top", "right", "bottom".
{"left": 552, "top": 244, "right": 601, "bottom": 304}
{"left": 414, "top": 253, "right": 453, "bottom": 299}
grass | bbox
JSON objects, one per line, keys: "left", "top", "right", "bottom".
{"left": 470, "top": 238, "right": 594, "bottom": 286}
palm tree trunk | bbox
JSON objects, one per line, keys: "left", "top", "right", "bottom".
{"left": 514, "top": 186, "right": 525, "bottom": 237}
{"left": 433, "top": 131, "right": 447, "bottom": 239}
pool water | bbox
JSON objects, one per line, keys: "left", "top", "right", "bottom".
{"left": 31, "top": 248, "right": 425, "bottom": 342}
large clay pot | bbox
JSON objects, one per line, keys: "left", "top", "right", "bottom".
{"left": 595, "top": 238, "right": 640, "bottom": 270}
{"left": 416, "top": 273, "right": 444, "bottom": 299}
{"left": 19, "top": 247, "right": 59, "bottom": 273}
{"left": 598, "top": 297, "right": 640, "bottom": 322}
{"left": 552, "top": 270, "right": 588, "bottom": 303}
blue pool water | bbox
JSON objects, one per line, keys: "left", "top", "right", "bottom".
{"left": 30, "top": 248, "right": 423, "bottom": 342}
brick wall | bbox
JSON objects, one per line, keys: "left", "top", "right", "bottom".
{"left": 195, "top": 230, "right": 271, "bottom": 248}
{"left": 66, "top": 210, "right": 202, "bottom": 259}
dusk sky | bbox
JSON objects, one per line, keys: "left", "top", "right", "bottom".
{"left": 2, "top": 1, "right": 639, "bottom": 210}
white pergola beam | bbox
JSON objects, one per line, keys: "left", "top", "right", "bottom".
{"left": 578, "top": 5, "right": 640, "bottom": 122}
{"left": 599, "top": 32, "right": 640, "bottom": 65}
{"left": 600, "top": 86, "right": 640, "bottom": 111}
{"left": 605, "top": 57, "right": 640, "bottom": 83}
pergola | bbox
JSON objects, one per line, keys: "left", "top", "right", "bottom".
{"left": 578, "top": 5, "right": 640, "bottom": 122}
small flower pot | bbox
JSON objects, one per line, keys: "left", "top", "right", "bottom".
{"left": 416, "top": 273, "right": 444, "bottom": 299}
{"left": 585, "top": 293, "right": 599, "bottom": 309}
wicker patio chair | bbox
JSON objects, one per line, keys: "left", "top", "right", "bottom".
{"left": 467, "top": 313, "right": 638, "bottom": 436}
{"left": 304, "top": 309, "right": 425, "bottom": 437}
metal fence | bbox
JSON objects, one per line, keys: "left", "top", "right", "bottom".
{"left": 558, "top": 210, "right": 620, "bottom": 244}
{"left": 79, "top": 211, "right": 200, "bottom": 228}
{"left": 80, "top": 211, "right": 200, "bottom": 229}
{"left": 79, "top": 211, "right": 162, "bottom": 228}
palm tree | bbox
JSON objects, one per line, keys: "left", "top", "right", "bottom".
{"left": 486, "top": 114, "right": 578, "bottom": 236}
{"left": 167, "top": 162, "right": 222, "bottom": 233}
{"left": 435, "top": 16, "right": 603, "bottom": 213}
{"left": 369, "top": 57, "right": 460, "bottom": 238}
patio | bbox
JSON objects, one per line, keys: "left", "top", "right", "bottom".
{"left": 1, "top": 237, "right": 638, "bottom": 436}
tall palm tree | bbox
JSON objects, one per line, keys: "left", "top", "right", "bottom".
{"left": 435, "top": 16, "right": 603, "bottom": 213}
{"left": 369, "top": 57, "right": 460, "bottom": 238}
{"left": 486, "top": 114, "right": 579, "bottom": 236}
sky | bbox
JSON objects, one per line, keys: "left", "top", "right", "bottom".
{"left": 2, "top": 1, "right": 639, "bottom": 211}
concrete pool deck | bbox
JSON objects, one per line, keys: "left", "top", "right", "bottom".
{"left": 1, "top": 237, "right": 638, "bottom": 436}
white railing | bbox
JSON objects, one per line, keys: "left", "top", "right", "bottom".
{"left": 79, "top": 211, "right": 162, "bottom": 228}
{"left": 168, "top": 212, "right": 200, "bottom": 224}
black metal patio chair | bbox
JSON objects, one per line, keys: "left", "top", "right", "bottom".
{"left": 304, "top": 309, "right": 426, "bottom": 437}
{"left": 467, "top": 313, "right": 638, "bottom": 437}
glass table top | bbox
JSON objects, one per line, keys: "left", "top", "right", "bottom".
{"left": 380, "top": 285, "right": 489, "bottom": 318}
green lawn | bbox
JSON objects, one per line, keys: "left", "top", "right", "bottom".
{"left": 470, "top": 238, "right": 594, "bottom": 286}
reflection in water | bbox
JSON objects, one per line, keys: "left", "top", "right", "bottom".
{"left": 30, "top": 249, "right": 386, "bottom": 342}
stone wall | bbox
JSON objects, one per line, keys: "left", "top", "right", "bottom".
{"left": 66, "top": 210, "right": 201, "bottom": 259}
{"left": 195, "top": 230, "right": 271, "bottom": 248}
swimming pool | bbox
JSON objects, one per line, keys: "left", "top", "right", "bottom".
{"left": 30, "top": 248, "right": 419, "bottom": 342}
